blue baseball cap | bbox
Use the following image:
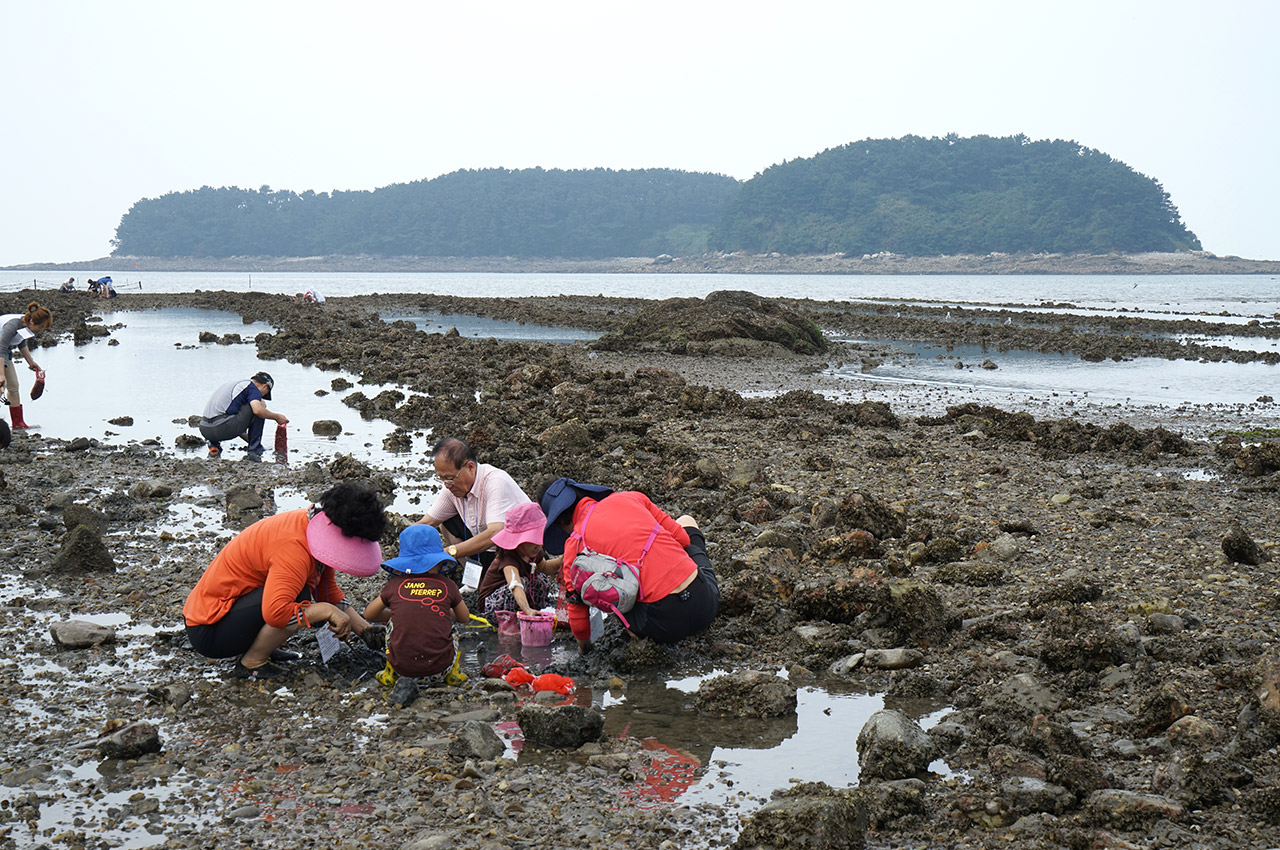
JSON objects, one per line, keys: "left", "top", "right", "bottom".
{"left": 381, "top": 524, "right": 456, "bottom": 575}
{"left": 539, "top": 477, "right": 614, "bottom": 555}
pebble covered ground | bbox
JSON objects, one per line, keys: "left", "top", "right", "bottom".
{"left": 1, "top": 288, "right": 1279, "bottom": 850}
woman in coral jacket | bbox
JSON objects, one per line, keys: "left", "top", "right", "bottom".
{"left": 184, "top": 483, "right": 385, "bottom": 680}
{"left": 538, "top": 477, "right": 719, "bottom": 653}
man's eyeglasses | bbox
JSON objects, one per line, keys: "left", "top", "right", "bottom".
{"left": 437, "top": 463, "right": 471, "bottom": 484}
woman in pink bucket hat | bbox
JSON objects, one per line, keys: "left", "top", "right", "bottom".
{"left": 475, "top": 501, "right": 559, "bottom": 621}
{"left": 183, "top": 482, "right": 386, "bottom": 680}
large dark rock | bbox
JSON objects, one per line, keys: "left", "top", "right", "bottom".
{"left": 1038, "top": 608, "right": 1144, "bottom": 673}
{"left": 1000, "top": 776, "right": 1075, "bottom": 817}
{"left": 694, "top": 669, "right": 798, "bottom": 719}
{"left": 1223, "top": 520, "right": 1271, "bottom": 565}
{"left": 1131, "top": 684, "right": 1194, "bottom": 737}
{"left": 853, "top": 778, "right": 925, "bottom": 828}
{"left": 1046, "top": 754, "right": 1111, "bottom": 798}
{"left": 225, "top": 484, "right": 271, "bottom": 525}
{"left": 920, "top": 403, "right": 1189, "bottom": 457}
{"left": 516, "top": 704, "right": 603, "bottom": 749}
{"left": 1013, "top": 714, "right": 1088, "bottom": 759}
{"left": 812, "top": 491, "right": 905, "bottom": 540}
{"left": 50, "top": 525, "right": 116, "bottom": 574}
{"left": 63, "top": 503, "right": 108, "bottom": 534}
{"left": 733, "top": 782, "right": 866, "bottom": 850}
{"left": 128, "top": 479, "right": 173, "bottom": 499}
{"left": 1233, "top": 442, "right": 1280, "bottom": 476}
{"left": 96, "top": 721, "right": 162, "bottom": 759}
{"left": 312, "top": 419, "right": 342, "bottom": 436}
{"left": 992, "top": 673, "right": 1063, "bottom": 718}
{"left": 595, "top": 290, "right": 827, "bottom": 356}
{"left": 791, "top": 576, "right": 952, "bottom": 647}
{"left": 1152, "top": 752, "right": 1232, "bottom": 808}
{"left": 856, "top": 709, "right": 935, "bottom": 781}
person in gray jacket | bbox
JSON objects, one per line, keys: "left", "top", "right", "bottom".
{"left": 198, "top": 371, "right": 288, "bottom": 459}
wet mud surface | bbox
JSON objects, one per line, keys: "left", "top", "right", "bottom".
{"left": 2, "top": 288, "right": 1280, "bottom": 849}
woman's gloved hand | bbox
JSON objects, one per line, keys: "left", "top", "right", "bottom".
{"left": 361, "top": 623, "right": 387, "bottom": 652}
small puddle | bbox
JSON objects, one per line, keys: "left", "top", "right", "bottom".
{"left": 8, "top": 758, "right": 205, "bottom": 850}
{"left": 609, "top": 673, "right": 952, "bottom": 810}
{"left": 157, "top": 486, "right": 229, "bottom": 538}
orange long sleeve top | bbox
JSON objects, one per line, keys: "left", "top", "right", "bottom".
{"left": 183, "top": 511, "right": 343, "bottom": 629}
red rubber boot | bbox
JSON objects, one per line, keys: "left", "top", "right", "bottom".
{"left": 10, "top": 405, "right": 31, "bottom": 430}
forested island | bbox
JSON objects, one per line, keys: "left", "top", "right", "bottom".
{"left": 713, "top": 135, "right": 1200, "bottom": 256}
{"left": 107, "top": 134, "right": 1202, "bottom": 261}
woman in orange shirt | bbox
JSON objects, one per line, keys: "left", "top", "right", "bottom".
{"left": 184, "top": 483, "right": 386, "bottom": 679}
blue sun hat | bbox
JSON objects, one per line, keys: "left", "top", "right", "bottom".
{"left": 381, "top": 524, "right": 456, "bottom": 575}
{"left": 539, "top": 477, "right": 614, "bottom": 555}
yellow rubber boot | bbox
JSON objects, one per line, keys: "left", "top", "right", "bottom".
{"left": 445, "top": 649, "right": 467, "bottom": 686}
{"left": 376, "top": 660, "right": 398, "bottom": 687}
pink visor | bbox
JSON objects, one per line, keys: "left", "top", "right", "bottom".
{"left": 306, "top": 512, "right": 382, "bottom": 577}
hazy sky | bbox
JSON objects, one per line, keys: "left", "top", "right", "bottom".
{"left": 3, "top": 1, "right": 1277, "bottom": 265}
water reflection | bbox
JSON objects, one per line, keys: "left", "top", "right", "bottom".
{"left": 381, "top": 311, "right": 602, "bottom": 343}
{"left": 835, "top": 336, "right": 1280, "bottom": 411}
{"left": 5, "top": 271, "right": 1277, "bottom": 319}
{"left": 1173, "top": 332, "right": 1280, "bottom": 353}
{"left": 464, "top": 633, "right": 953, "bottom": 814}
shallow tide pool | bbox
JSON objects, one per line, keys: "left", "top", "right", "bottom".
{"left": 832, "top": 336, "right": 1280, "bottom": 414}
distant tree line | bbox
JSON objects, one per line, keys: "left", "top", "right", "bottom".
{"left": 110, "top": 136, "right": 1201, "bottom": 259}
{"left": 111, "top": 168, "right": 740, "bottom": 259}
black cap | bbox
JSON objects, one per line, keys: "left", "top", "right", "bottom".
{"left": 252, "top": 371, "right": 274, "bottom": 400}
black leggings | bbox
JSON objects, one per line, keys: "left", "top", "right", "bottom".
{"left": 186, "top": 586, "right": 312, "bottom": 659}
{"left": 628, "top": 528, "right": 720, "bottom": 645}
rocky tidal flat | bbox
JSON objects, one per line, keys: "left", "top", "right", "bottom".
{"left": 2, "top": 288, "right": 1280, "bottom": 849}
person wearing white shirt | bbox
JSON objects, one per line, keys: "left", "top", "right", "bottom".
{"left": 415, "top": 437, "right": 529, "bottom": 579}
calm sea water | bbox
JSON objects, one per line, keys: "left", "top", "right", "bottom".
{"left": 3, "top": 270, "right": 1278, "bottom": 319}
{"left": 4, "top": 271, "right": 1278, "bottom": 450}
